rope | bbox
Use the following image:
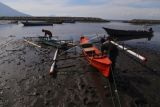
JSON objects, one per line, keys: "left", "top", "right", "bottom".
{"left": 109, "top": 66, "right": 122, "bottom": 107}
{"left": 107, "top": 78, "right": 116, "bottom": 107}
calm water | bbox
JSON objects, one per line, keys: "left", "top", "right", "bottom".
{"left": 0, "top": 22, "right": 160, "bottom": 52}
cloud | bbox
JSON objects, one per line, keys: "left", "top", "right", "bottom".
{"left": 0, "top": 0, "right": 160, "bottom": 19}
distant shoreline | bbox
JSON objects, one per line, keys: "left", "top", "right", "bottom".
{"left": 124, "top": 19, "right": 160, "bottom": 24}
{"left": 0, "top": 16, "right": 110, "bottom": 23}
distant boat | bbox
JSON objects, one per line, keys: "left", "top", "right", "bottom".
{"left": 103, "top": 27, "right": 153, "bottom": 37}
{"left": 46, "top": 21, "right": 63, "bottom": 24}
{"left": 63, "top": 20, "right": 76, "bottom": 23}
{"left": 22, "top": 22, "right": 53, "bottom": 26}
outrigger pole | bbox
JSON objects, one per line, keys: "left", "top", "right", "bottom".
{"left": 104, "top": 41, "right": 147, "bottom": 61}
{"left": 49, "top": 49, "right": 59, "bottom": 75}
{"left": 24, "top": 39, "right": 41, "bottom": 48}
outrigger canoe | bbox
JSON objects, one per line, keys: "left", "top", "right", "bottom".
{"left": 38, "top": 36, "right": 74, "bottom": 50}
{"left": 80, "top": 36, "right": 112, "bottom": 77}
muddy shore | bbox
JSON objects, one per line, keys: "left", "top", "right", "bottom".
{"left": 0, "top": 37, "right": 160, "bottom": 107}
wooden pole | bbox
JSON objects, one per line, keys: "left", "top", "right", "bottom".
{"left": 112, "top": 41, "right": 146, "bottom": 61}
{"left": 103, "top": 41, "right": 146, "bottom": 61}
{"left": 24, "top": 39, "right": 41, "bottom": 48}
{"left": 49, "top": 49, "right": 59, "bottom": 75}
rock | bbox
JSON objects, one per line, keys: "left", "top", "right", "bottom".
{"left": 44, "top": 100, "right": 49, "bottom": 106}
{"left": 83, "top": 97, "right": 88, "bottom": 105}
{"left": 104, "top": 85, "right": 108, "bottom": 89}
{"left": 0, "top": 91, "right": 3, "bottom": 94}
{"left": 41, "top": 59, "right": 45, "bottom": 63}
{"left": 17, "top": 62, "right": 21, "bottom": 65}
{"left": 32, "top": 92, "right": 40, "bottom": 96}
{"left": 47, "top": 89, "right": 51, "bottom": 94}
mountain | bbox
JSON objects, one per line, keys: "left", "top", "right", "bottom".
{"left": 0, "top": 2, "right": 29, "bottom": 16}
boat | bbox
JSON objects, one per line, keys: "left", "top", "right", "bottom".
{"left": 47, "top": 21, "right": 63, "bottom": 24}
{"left": 63, "top": 20, "right": 76, "bottom": 23}
{"left": 22, "top": 22, "right": 53, "bottom": 26}
{"left": 103, "top": 27, "right": 153, "bottom": 37}
{"left": 38, "top": 36, "right": 74, "bottom": 49}
{"left": 38, "top": 36, "right": 60, "bottom": 47}
{"left": 107, "top": 34, "right": 154, "bottom": 41}
{"left": 80, "top": 36, "right": 112, "bottom": 77}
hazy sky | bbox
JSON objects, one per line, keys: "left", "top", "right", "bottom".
{"left": 1, "top": 0, "right": 160, "bottom": 19}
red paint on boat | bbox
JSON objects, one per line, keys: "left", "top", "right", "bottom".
{"left": 80, "top": 36, "right": 112, "bottom": 77}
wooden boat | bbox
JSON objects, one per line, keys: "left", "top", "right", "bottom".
{"left": 38, "top": 36, "right": 60, "bottom": 46}
{"left": 63, "top": 20, "right": 76, "bottom": 23}
{"left": 80, "top": 36, "right": 112, "bottom": 77}
{"left": 107, "top": 34, "right": 153, "bottom": 41}
{"left": 38, "top": 36, "right": 74, "bottom": 49}
{"left": 22, "top": 22, "right": 53, "bottom": 26}
{"left": 47, "top": 21, "right": 63, "bottom": 24}
{"left": 103, "top": 27, "right": 153, "bottom": 37}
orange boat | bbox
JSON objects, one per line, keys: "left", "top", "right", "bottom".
{"left": 80, "top": 36, "right": 112, "bottom": 77}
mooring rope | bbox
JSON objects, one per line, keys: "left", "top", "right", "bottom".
{"left": 109, "top": 67, "right": 122, "bottom": 107}
{"left": 107, "top": 78, "right": 116, "bottom": 107}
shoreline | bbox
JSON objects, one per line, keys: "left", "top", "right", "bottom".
{"left": 0, "top": 16, "right": 109, "bottom": 23}
{"left": 124, "top": 19, "right": 160, "bottom": 25}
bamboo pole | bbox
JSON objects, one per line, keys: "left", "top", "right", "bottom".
{"left": 103, "top": 41, "right": 146, "bottom": 61}
{"left": 49, "top": 49, "right": 59, "bottom": 75}
{"left": 24, "top": 39, "right": 41, "bottom": 48}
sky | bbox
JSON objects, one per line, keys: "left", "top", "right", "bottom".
{"left": 1, "top": 0, "right": 160, "bottom": 20}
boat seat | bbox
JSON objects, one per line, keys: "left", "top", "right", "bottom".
{"left": 83, "top": 47, "right": 95, "bottom": 52}
{"left": 81, "top": 43, "right": 93, "bottom": 48}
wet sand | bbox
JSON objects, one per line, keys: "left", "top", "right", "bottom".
{"left": 0, "top": 37, "right": 160, "bottom": 107}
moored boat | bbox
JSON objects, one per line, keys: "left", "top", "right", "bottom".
{"left": 63, "top": 20, "right": 76, "bottom": 23}
{"left": 80, "top": 36, "right": 112, "bottom": 77}
{"left": 22, "top": 22, "right": 53, "bottom": 26}
{"left": 103, "top": 27, "right": 153, "bottom": 37}
{"left": 107, "top": 34, "right": 154, "bottom": 41}
{"left": 38, "top": 36, "right": 60, "bottom": 47}
{"left": 38, "top": 36, "right": 74, "bottom": 49}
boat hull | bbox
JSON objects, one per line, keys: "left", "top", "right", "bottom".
{"left": 80, "top": 36, "right": 111, "bottom": 77}
{"left": 103, "top": 27, "right": 153, "bottom": 37}
{"left": 22, "top": 22, "right": 53, "bottom": 26}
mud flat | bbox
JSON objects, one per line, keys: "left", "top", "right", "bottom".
{"left": 0, "top": 38, "right": 160, "bottom": 107}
